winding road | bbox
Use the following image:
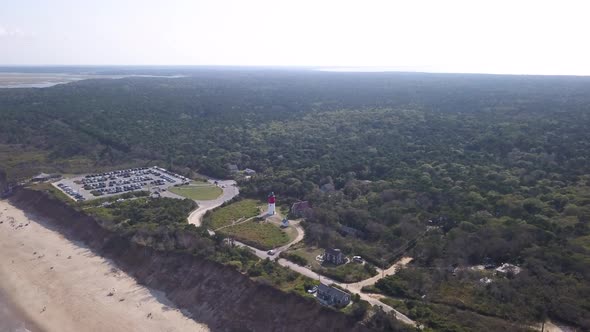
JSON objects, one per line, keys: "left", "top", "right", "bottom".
{"left": 187, "top": 179, "right": 239, "bottom": 227}
{"left": 185, "top": 179, "right": 416, "bottom": 327}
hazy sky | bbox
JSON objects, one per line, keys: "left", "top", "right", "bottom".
{"left": 1, "top": 0, "right": 589, "bottom": 75}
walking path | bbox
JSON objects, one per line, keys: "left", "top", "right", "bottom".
{"left": 186, "top": 180, "right": 416, "bottom": 327}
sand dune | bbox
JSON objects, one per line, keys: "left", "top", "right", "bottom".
{"left": 0, "top": 199, "right": 209, "bottom": 332}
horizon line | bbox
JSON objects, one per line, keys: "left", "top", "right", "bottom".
{"left": 0, "top": 64, "right": 589, "bottom": 78}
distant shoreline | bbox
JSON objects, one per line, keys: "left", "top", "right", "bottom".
{"left": 0, "top": 72, "right": 184, "bottom": 88}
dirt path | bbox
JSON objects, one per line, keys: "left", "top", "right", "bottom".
{"left": 0, "top": 200, "right": 209, "bottom": 332}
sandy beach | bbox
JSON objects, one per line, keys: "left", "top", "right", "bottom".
{"left": 0, "top": 199, "right": 209, "bottom": 332}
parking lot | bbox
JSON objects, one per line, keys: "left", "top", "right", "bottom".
{"left": 52, "top": 166, "right": 190, "bottom": 202}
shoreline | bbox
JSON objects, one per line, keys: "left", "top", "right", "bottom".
{"left": 0, "top": 288, "right": 42, "bottom": 332}
{"left": 0, "top": 199, "right": 209, "bottom": 332}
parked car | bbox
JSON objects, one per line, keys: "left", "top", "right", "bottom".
{"left": 267, "top": 250, "right": 276, "bottom": 255}
{"left": 307, "top": 286, "right": 318, "bottom": 294}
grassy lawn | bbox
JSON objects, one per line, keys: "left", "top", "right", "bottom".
{"left": 249, "top": 259, "right": 319, "bottom": 298}
{"left": 317, "top": 261, "right": 377, "bottom": 283}
{"left": 282, "top": 225, "right": 299, "bottom": 243}
{"left": 204, "top": 199, "right": 260, "bottom": 229}
{"left": 285, "top": 244, "right": 324, "bottom": 269}
{"left": 168, "top": 183, "right": 222, "bottom": 200}
{"left": 267, "top": 218, "right": 299, "bottom": 243}
{"left": 219, "top": 220, "right": 290, "bottom": 250}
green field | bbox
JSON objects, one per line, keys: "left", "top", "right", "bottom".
{"left": 285, "top": 244, "right": 324, "bottom": 269}
{"left": 219, "top": 220, "right": 290, "bottom": 250}
{"left": 204, "top": 199, "right": 260, "bottom": 229}
{"left": 168, "top": 183, "right": 222, "bottom": 200}
{"left": 317, "top": 260, "right": 377, "bottom": 283}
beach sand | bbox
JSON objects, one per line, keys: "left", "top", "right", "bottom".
{"left": 0, "top": 199, "right": 209, "bottom": 332}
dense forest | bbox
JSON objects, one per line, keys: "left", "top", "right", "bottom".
{"left": 1, "top": 69, "right": 590, "bottom": 330}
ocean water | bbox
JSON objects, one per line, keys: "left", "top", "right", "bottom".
{"left": 0, "top": 291, "right": 36, "bottom": 332}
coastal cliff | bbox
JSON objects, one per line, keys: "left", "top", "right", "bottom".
{"left": 8, "top": 188, "right": 371, "bottom": 332}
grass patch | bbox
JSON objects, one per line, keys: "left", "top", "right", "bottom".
{"left": 204, "top": 199, "right": 260, "bottom": 229}
{"left": 28, "top": 182, "right": 75, "bottom": 205}
{"left": 168, "top": 183, "right": 222, "bottom": 200}
{"left": 247, "top": 258, "right": 318, "bottom": 298}
{"left": 379, "top": 297, "right": 411, "bottom": 316}
{"left": 219, "top": 220, "right": 290, "bottom": 250}
{"left": 317, "top": 262, "right": 378, "bottom": 283}
{"left": 285, "top": 245, "right": 324, "bottom": 269}
{"left": 85, "top": 197, "right": 196, "bottom": 232}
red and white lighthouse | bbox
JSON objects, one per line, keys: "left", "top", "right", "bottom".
{"left": 267, "top": 192, "right": 276, "bottom": 215}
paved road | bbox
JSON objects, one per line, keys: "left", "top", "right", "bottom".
{"left": 186, "top": 179, "right": 416, "bottom": 327}
{"left": 274, "top": 255, "right": 415, "bottom": 326}
{"left": 187, "top": 179, "right": 239, "bottom": 227}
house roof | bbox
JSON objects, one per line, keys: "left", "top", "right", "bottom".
{"left": 495, "top": 263, "right": 522, "bottom": 275}
{"left": 318, "top": 283, "right": 350, "bottom": 302}
{"left": 32, "top": 173, "right": 52, "bottom": 180}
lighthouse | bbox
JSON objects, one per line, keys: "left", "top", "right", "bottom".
{"left": 267, "top": 192, "right": 276, "bottom": 215}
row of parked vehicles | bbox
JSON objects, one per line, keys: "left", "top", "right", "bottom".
{"left": 56, "top": 183, "right": 86, "bottom": 202}
{"left": 84, "top": 167, "right": 151, "bottom": 180}
{"left": 59, "top": 166, "right": 190, "bottom": 200}
{"left": 84, "top": 176, "right": 153, "bottom": 191}
{"left": 151, "top": 166, "right": 190, "bottom": 184}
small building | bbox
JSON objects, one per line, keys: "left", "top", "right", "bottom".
{"left": 31, "top": 173, "right": 59, "bottom": 182}
{"left": 280, "top": 218, "right": 289, "bottom": 228}
{"left": 324, "top": 248, "right": 345, "bottom": 265}
{"left": 495, "top": 263, "right": 522, "bottom": 277}
{"left": 316, "top": 283, "right": 351, "bottom": 308}
{"left": 243, "top": 168, "right": 256, "bottom": 175}
{"left": 291, "top": 201, "right": 312, "bottom": 218}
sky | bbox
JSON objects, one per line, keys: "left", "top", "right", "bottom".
{"left": 1, "top": 0, "right": 590, "bottom": 75}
